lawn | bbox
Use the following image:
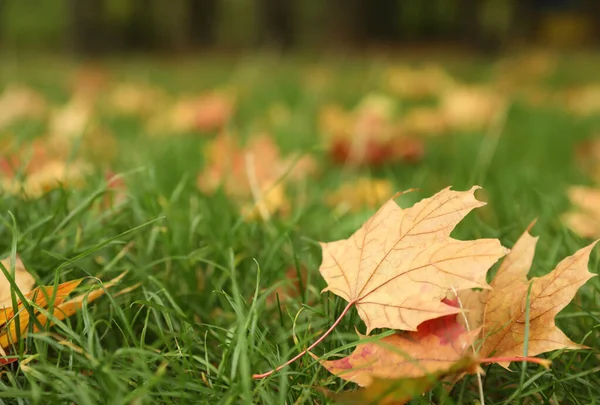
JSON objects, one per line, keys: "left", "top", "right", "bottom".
{"left": 1, "top": 52, "right": 600, "bottom": 404}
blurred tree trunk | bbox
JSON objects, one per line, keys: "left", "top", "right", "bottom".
{"left": 68, "top": 0, "right": 106, "bottom": 54}
{"left": 257, "top": 0, "right": 294, "bottom": 49}
{"left": 457, "top": 0, "right": 482, "bottom": 47}
{"left": 513, "top": 0, "right": 538, "bottom": 42}
{"left": 153, "top": 0, "right": 190, "bottom": 51}
{"left": 327, "top": 0, "right": 364, "bottom": 47}
{"left": 586, "top": 0, "right": 600, "bottom": 41}
{"left": 364, "top": 0, "right": 400, "bottom": 43}
{"left": 126, "top": 0, "right": 157, "bottom": 50}
{"left": 189, "top": 0, "right": 218, "bottom": 47}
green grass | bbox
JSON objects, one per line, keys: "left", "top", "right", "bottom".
{"left": 1, "top": 53, "right": 600, "bottom": 404}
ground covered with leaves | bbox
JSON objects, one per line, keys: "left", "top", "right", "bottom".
{"left": 1, "top": 51, "right": 600, "bottom": 404}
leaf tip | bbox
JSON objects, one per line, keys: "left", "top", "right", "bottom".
{"left": 525, "top": 218, "right": 538, "bottom": 232}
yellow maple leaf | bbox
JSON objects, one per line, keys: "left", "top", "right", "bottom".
{"left": 459, "top": 225, "right": 597, "bottom": 368}
{"left": 563, "top": 186, "right": 600, "bottom": 239}
{"left": 326, "top": 177, "right": 393, "bottom": 214}
{"left": 565, "top": 85, "right": 600, "bottom": 117}
{"left": 400, "top": 107, "right": 447, "bottom": 136}
{"left": 0, "top": 85, "right": 48, "bottom": 131}
{"left": 0, "top": 256, "right": 35, "bottom": 309}
{"left": 440, "top": 86, "right": 505, "bottom": 132}
{"left": 105, "top": 83, "right": 167, "bottom": 117}
{"left": 319, "top": 186, "right": 508, "bottom": 333}
{"left": 387, "top": 65, "right": 455, "bottom": 100}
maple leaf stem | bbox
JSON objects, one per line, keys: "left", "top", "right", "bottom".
{"left": 480, "top": 356, "right": 551, "bottom": 369}
{"left": 252, "top": 301, "right": 355, "bottom": 380}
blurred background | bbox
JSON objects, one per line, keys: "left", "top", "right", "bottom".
{"left": 1, "top": 0, "right": 600, "bottom": 55}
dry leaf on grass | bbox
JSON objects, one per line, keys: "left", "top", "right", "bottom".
{"left": 105, "top": 83, "right": 167, "bottom": 117}
{"left": 148, "top": 92, "right": 235, "bottom": 134}
{"left": 459, "top": 225, "right": 597, "bottom": 368}
{"left": 387, "top": 65, "right": 455, "bottom": 100}
{"left": 564, "top": 85, "right": 600, "bottom": 116}
{"left": 330, "top": 355, "right": 480, "bottom": 405}
{"left": 0, "top": 85, "right": 48, "bottom": 131}
{"left": 0, "top": 271, "right": 129, "bottom": 349}
{"left": 494, "top": 52, "right": 557, "bottom": 92}
{"left": 265, "top": 266, "right": 308, "bottom": 306}
{"left": 193, "top": 92, "right": 236, "bottom": 132}
{"left": 319, "top": 186, "right": 507, "bottom": 333}
{"left": 574, "top": 137, "right": 600, "bottom": 183}
{"left": 440, "top": 86, "right": 505, "bottom": 132}
{"left": 326, "top": 177, "right": 393, "bottom": 214}
{"left": 0, "top": 256, "right": 35, "bottom": 308}
{"left": 320, "top": 94, "right": 424, "bottom": 166}
{"left": 197, "top": 133, "right": 316, "bottom": 219}
{"left": 315, "top": 299, "right": 478, "bottom": 387}
{"left": 563, "top": 186, "right": 600, "bottom": 239}
{"left": 1, "top": 158, "right": 91, "bottom": 198}
{"left": 70, "top": 64, "right": 110, "bottom": 100}
{"left": 400, "top": 107, "right": 447, "bottom": 136}
{"left": 48, "top": 96, "right": 95, "bottom": 142}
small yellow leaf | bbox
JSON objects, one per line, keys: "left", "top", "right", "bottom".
{"left": 563, "top": 186, "right": 600, "bottom": 239}
{"left": 0, "top": 256, "right": 35, "bottom": 309}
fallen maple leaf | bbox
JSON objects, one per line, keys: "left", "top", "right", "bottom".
{"left": 315, "top": 299, "right": 479, "bottom": 387}
{"left": 0, "top": 271, "right": 129, "bottom": 349}
{"left": 564, "top": 85, "right": 600, "bottom": 116}
{"left": 320, "top": 186, "right": 507, "bottom": 333}
{"left": 440, "top": 86, "right": 505, "bottom": 132}
{"left": 265, "top": 266, "right": 308, "bottom": 306}
{"left": 1, "top": 159, "right": 91, "bottom": 198}
{"left": 0, "top": 256, "right": 35, "bottom": 308}
{"left": 563, "top": 186, "right": 600, "bottom": 239}
{"left": 494, "top": 52, "right": 557, "bottom": 93}
{"left": 48, "top": 96, "right": 95, "bottom": 142}
{"left": 253, "top": 186, "right": 508, "bottom": 380}
{"left": 574, "top": 137, "right": 600, "bottom": 183}
{"left": 387, "top": 65, "right": 455, "bottom": 100}
{"left": 105, "top": 83, "right": 167, "bottom": 117}
{"left": 400, "top": 107, "right": 447, "bottom": 136}
{"left": 326, "top": 177, "right": 393, "bottom": 214}
{"left": 197, "top": 133, "right": 316, "bottom": 219}
{"left": 193, "top": 92, "right": 236, "bottom": 132}
{"left": 330, "top": 355, "right": 480, "bottom": 405}
{"left": 459, "top": 225, "right": 597, "bottom": 368}
{"left": 70, "top": 64, "right": 110, "bottom": 101}
{"left": 0, "top": 85, "right": 48, "bottom": 131}
{"left": 320, "top": 95, "right": 424, "bottom": 166}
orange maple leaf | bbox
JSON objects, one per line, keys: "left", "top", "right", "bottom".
{"left": 329, "top": 355, "right": 480, "bottom": 405}
{"left": 0, "top": 267, "right": 130, "bottom": 349}
{"left": 320, "top": 95, "right": 424, "bottom": 166}
{"left": 315, "top": 299, "right": 479, "bottom": 387}
{"left": 460, "top": 225, "right": 597, "bottom": 368}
